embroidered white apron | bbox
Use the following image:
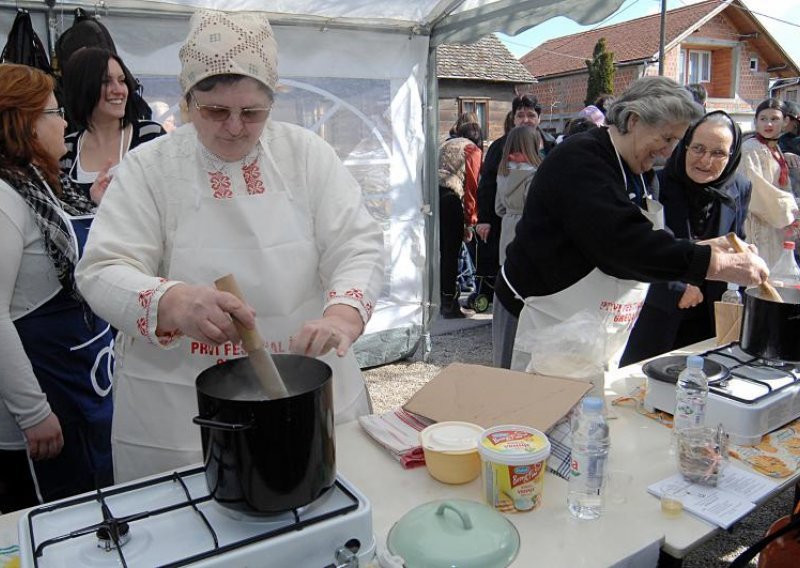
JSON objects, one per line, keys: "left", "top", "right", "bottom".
{"left": 111, "top": 140, "right": 369, "bottom": 482}
{"left": 509, "top": 131, "right": 663, "bottom": 373}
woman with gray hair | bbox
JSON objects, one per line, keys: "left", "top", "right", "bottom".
{"left": 75, "top": 9, "right": 384, "bottom": 482}
{"left": 492, "top": 76, "right": 768, "bottom": 373}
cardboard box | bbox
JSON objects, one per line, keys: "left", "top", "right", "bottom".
{"left": 403, "top": 363, "right": 591, "bottom": 432}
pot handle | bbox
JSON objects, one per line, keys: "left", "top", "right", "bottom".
{"left": 192, "top": 416, "right": 253, "bottom": 431}
{"left": 435, "top": 502, "right": 473, "bottom": 530}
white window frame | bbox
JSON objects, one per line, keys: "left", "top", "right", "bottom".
{"left": 749, "top": 56, "right": 758, "bottom": 72}
{"left": 678, "top": 49, "right": 712, "bottom": 84}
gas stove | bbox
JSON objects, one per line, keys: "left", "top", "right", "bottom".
{"left": 17, "top": 467, "right": 376, "bottom": 568}
{"left": 643, "top": 342, "right": 800, "bottom": 446}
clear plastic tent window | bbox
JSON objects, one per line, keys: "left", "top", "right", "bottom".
{"left": 0, "top": 0, "right": 626, "bottom": 366}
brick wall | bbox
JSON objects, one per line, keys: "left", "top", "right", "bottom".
{"left": 527, "top": 10, "right": 777, "bottom": 132}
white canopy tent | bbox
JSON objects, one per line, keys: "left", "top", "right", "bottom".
{"left": 1, "top": 0, "right": 626, "bottom": 366}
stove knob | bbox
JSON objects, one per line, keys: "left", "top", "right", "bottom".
{"left": 335, "top": 546, "right": 359, "bottom": 567}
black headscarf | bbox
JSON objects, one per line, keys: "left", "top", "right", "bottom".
{"left": 663, "top": 110, "right": 742, "bottom": 236}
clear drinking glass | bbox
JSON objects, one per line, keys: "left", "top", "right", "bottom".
{"left": 675, "top": 425, "right": 728, "bottom": 486}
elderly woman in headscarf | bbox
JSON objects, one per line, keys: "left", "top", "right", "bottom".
{"left": 621, "top": 111, "right": 751, "bottom": 365}
{"left": 493, "top": 77, "right": 768, "bottom": 372}
{"left": 75, "top": 9, "right": 384, "bottom": 483}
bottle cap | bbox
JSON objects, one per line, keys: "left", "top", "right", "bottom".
{"left": 726, "top": 282, "right": 739, "bottom": 291}
{"left": 582, "top": 397, "right": 604, "bottom": 412}
{"left": 782, "top": 241, "right": 795, "bottom": 250}
{"left": 686, "top": 355, "right": 704, "bottom": 369}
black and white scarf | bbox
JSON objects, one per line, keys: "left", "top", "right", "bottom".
{"left": 0, "top": 162, "right": 95, "bottom": 304}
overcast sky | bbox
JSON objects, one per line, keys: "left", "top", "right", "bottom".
{"left": 498, "top": 0, "right": 800, "bottom": 69}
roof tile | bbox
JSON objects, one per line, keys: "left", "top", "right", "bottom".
{"left": 438, "top": 34, "right": 535, "bottom": 83}
{"left": 520, "top": 0, "right": 722, "bottom": 78}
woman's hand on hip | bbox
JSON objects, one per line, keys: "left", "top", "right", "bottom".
{"left": 156, "top": 283, "right": 256, "bottom": 345}
{"left": 290, "top": 305, "right": 364, "bottom": 358}
{"left": 24, "top": 412, "right": 63, "bottom": 460}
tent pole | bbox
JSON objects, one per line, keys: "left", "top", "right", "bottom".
{"left": 420, "top": 43, "right": 440, "bottom": 362}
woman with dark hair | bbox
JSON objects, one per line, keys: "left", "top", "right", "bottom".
{"left": 438, "top": 121, "right": 482, "bottom": 318}
{"left": 0, "top": 63, "right": 114, "bottom": 511}
{"left": 737, "top": 98, "right": 799, "bottom": 267}
{"left": 621, "top": 111, "right": 752, "bottom": 365}
{"left": 60, "top": 47, "right": 165, "bottom": 198}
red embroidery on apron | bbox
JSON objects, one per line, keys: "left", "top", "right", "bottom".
{"left": 242, "top": 161, "right": 265, "bottom": 195}
{"left": 208, "top": 171, "right": 233, "bottom": 199}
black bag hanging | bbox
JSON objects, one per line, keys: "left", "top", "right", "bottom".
{"left": 1, "top": 10, "right": 53, "bottom": 74}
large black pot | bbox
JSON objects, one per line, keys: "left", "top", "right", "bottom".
{"left": 193, "top": 354, "right": 335, "bottom": 515}
{"left": 740, "top": 286, "right": 800, "bottom": 363}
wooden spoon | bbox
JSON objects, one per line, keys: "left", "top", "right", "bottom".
{"left": 214, "top": 274, "right": 290, "bottom": 399}
{"left": 725, "top": 233, "right": 783, "bottom": 303}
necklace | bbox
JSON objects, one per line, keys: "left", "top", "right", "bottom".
{"left": 198, "top": 142, "right": 265, "bottom": 198}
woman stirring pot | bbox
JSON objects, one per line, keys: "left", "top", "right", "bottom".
{"left": 76, "top": 10, "right": 384, "bottom": 483}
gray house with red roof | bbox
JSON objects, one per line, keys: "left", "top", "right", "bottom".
{"left": 520, "top": 0, "right": 799, "bottom": 133}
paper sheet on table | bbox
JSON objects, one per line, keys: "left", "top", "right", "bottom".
{"left": 403, "top": 363, "right": 590, "bottom": 432}
{"left": 713, "top": 302, "right": 742, "bottom": 345}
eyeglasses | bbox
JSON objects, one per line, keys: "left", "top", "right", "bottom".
{"left": 41, "top": 107, "right": 65, "bottom": 119}
{"left": 687, "top": 143, "right": 730, "bottom": 161}
{"left": 192, "top": 97, "right": 271, "bottom": 123}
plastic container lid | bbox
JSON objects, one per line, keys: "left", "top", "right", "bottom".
{"left": 581, "top": 397, "right": 603, "bottom": 413}
{"left": 387, "top": 499, "right": 520, "bottom": 568}
{"left": 477, "top": 425, "right": 551, "bottom": 466}
{"left": 726, "top": 282, "right": 739, "bottom": 291}
{"left": 686, "top": 355, "right": 704, "bottom": 369}
{"left": 420, "top": 422, "right": 483, "bottom": 453}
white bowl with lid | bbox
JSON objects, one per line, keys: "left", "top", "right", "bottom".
{"left": 420, "top": 421, "right": 483, "bottom": 484}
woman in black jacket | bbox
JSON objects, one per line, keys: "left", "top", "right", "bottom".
{"left": 621, "top": 111, "right": 751, "bottom": 365}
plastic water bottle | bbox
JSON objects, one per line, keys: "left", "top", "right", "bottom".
{"left": 673, "top": 356, "right": 708, "bottom": 437}
{"left": 769, "top": 241, "right": 800, "bottom": 289}
{"left": 720, "top": 283, "right": 742, "bottom": 304}
{"left": 568, "top": 397, "right": 610, "bottom": 520}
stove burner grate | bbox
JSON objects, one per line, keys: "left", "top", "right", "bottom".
{"left": 701, "top": 343, "right": 800, "bottom": 404}
{"left": 25, "top": 467, "right": 361, "bottom": 568}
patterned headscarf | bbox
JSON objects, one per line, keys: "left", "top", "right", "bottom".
{"left": 179, "top": 9, "right": 278, "bottom": 95}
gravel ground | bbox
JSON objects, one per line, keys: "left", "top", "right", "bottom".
{"left": 363, "top": 318, "right": 796, "bottom": 568}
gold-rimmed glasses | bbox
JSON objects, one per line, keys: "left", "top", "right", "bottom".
{"left": 191, "top": 97, "right": 271, "bottom": 123}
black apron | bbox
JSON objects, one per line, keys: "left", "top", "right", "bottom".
{"left": 13, "top": 215, "right": 114, "bottom": 501}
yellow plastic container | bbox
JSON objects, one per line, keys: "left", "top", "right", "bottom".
{"left": 478, "top": 425, "right": 551, "bottom": 513}
{"left": 420, "top": 422, "right": 483, "bottom": 484}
